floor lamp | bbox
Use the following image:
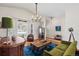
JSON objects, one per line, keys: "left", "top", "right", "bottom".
{"left": 68, "top": 27, "right": 75, "bottom": 41}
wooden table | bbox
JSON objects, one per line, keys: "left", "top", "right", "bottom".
{"left": 31, "top": 39, "right": 52, "bottom": 48}
{"left": 0, "top": 41, "right": 25, "bottom": 56}
{"left": 24, "top": 38, "right": 61, "bottom": 52}
{"left": 25, "top": 38, "right": 61, "bottom": 47}
{"left": 52, "top": 39, "right": 61, "bottom": 45}
{"left": 31, "top": 39, "right": 52, "bottom": 51}
{"left": 46, "top": 37, "right": 61, "bottom": 45}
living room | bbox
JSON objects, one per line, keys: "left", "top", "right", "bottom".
{"left": 0, "top": 3, "right": 79, "bottom": 56}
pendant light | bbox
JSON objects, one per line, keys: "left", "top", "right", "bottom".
{"left": 32, "top": 3, "right": 41, "bottom": 22}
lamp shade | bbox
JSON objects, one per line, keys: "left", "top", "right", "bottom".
{"left": 1, "top": 17, "right": 13, "bottom": 28}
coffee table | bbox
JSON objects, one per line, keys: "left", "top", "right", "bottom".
{"left": 31, "top": 39, "right": 52, "bottom": 51}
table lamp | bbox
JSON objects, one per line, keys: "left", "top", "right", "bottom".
{"left": 1, "top": 17, "right": 13, "bottom": 37}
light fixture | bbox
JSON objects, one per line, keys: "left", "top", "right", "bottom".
{"left": 68, "top": 27, "right": 75, "bottom": 41}
{"left": 32, "top": 3, "right": 41, "bottom": 22}
{"left": 2, "top": 17, "right": 13, "bottom": 37}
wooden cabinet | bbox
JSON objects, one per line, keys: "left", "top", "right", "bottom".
{"left": 0, "top": 42, "right": 25, "bottom": 56}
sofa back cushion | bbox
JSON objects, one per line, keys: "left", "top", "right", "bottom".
{"left": 56, "top": 44, "right": 69, "bottom": 51}
{"left": 61, "top": 41, "right": 71, "bottom": 45}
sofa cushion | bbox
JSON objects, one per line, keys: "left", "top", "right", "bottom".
{"left": 56, "top": 44, "right": 69, "bottom": 51}
{"left": 49, "top": 48, "right": 64, "bottom": 56}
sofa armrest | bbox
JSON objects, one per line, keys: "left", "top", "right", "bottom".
{"left": 63, "top": 41, "right": 77, "bottom": 56}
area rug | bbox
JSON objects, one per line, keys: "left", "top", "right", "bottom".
{"left": 23, "top": 43, "right": 56, "bottom": 56}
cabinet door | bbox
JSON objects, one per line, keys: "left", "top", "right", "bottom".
{"left": 19, "top": 45, "right": 24, "bottom": 56}
{"left": 1, "top": 48, "right": 9, "bottom": 56}
{"left": 9, "top": 45, "right": 24, "bottom": 56}
{"left": 0, "top": 48, "right": 1, "bottom": 55}
{"left": 9, "top": 47, "right": 18, "bottom": 56}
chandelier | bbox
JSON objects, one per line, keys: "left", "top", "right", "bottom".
{"left": 32, "top": 3, "right": 41, "bottom": 22}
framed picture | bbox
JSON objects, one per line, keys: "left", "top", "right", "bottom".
{"left": 55, "top": 26, "right": 61, "bottom": 31}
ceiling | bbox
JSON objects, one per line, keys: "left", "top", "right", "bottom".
{"left": 0, "top": 3, "right": 79, "bottom": 17}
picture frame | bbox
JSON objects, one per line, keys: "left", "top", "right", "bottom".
{"left": 55, "top": 26, "right": 61, "bottom": 31}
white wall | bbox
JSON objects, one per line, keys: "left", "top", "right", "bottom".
{"left": 0, "top": 7, "right": 39, "bottom": 39}
{"left": 63, "top": 7, "right": 79, "bottom": 49}
{"left": 46, "top": 16, "right": 64, "bottom": 38}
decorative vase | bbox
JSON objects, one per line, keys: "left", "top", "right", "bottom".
{"left": 27, "top": 34, "right": 34, "bottom": 42}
